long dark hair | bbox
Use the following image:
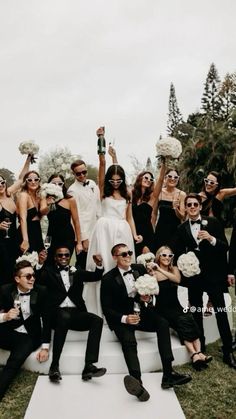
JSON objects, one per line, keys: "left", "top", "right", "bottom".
{"left": 132, "top": 171, "right": 154, "bottom": 204}
{"left": 202, "top": 171, "right": 221, "bottom": 196}
{"left": 103, "top": 165, "right": 130, "bottom": 201}
{"left": 48, "top": 174, "right": 72, "bottom": 198}
{"left": 0, "top": 174, "right": 10, "bottom": 197}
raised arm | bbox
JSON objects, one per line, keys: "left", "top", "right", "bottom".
{"left": 108, "top": 144, "right": 118, "bottom": 164}
{"left": 149, "top": 159, "right": 166, "bottom": 207}
{"left": 8, "top": 155, "right": 31, "bottom": 194}
{"left": 96, "top": 126, "right": 106, "bottom": 200}
{"left": 218, "top": 187, "right": 236, "bottom": 200}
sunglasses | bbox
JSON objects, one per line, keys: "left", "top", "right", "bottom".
{"left": 51, "top": 182, "right": 64, "bottom": 187}
{"left": 108, "top": 179, "right": 123, "bottom": 185}
{"left": 56, "top": 253, "right": 70, "bottom": 258}
{"left": 26, "top": 178, "right": 40, "bottom": 183}
{"left": 186, "top": 202, "right": 199, "bottom": 208}
{"left": 19, "top": 273, "right": 35, "bottom": 279}
{"left": 147, "top": 264, "right": 158, "bottom": 271}
{"left": 74, "top": 170, "right": 87, "bottom": 177}
{"left": 0, "top": 180, "right": 6, "bottom": 185}
{"left": 166, "top": 174, "right": 179, "bottom": 180}
{"left": 159, "top": 253, "right": 174, "bottom": 258}
{"left": 204, "top": 178, "right": 218, "bottom": 186}
{"left": 115, "top": 250, "right": 133, "bottom": 258}
{"left": 143, "top": 175, "right": 154, "bottom": 182}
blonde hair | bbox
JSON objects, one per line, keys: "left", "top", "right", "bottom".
{"left": 155, "top": 245, "right": 174, "bottom": 269}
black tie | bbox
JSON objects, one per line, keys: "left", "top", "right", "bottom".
{"left": 19, "top": 292, "right": 31, "bottom": 296}
{"left": 123, "top": 270, "right": 133, "bottom": 276}
{"left": 83, "top": 181, "right": 90, "bottom": 187}
{"left": 190, "top": 220, "right": 201, "bottom": 225}
{"left": 58, "top": 266, "right": 69, "bottom": 272}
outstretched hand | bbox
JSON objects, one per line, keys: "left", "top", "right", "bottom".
{"left": 93, "top": 254, "right": 103, "bottom": 267}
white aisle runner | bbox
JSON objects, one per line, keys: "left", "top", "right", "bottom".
{"left": 24, "top": 373, "right": 185, "bottom": 419}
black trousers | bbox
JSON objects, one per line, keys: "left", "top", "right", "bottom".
{"left": 113, "top": 310, "right": 174, "bottom": 381}
{"left": 51, "top": 308, "right": 103, "bottom": 367}
{"left": 0, "top": 329, "right": 39, "bottom": 400}
{"left": 188, "top": 283, "right": 232, "bottom": 354}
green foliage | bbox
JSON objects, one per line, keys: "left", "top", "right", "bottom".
{"left": 167, "top": 83, "right": 183, "bottom": 136}
{"left": 201, "top": 63, "right": 223, "bottom": 121}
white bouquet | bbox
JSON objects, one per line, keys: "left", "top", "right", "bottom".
{"left": 155, "top": 137, "right": 182, "bottom": 159}
{"left": 19, "top": 140, "right": 39, "bottom": 156}
{"left": 16, "top": 251, "right": 39, "bottom": 267}
{"left": 177, "top": 251, "right": 200, "bottom": 277}
{"left": 41, "top": 183, "right": 64, "bottom": 202}
{"left": 135, "top": 274, "right": 159, "bottom": 296}
{"left": 136, "top": 252, "right": 155, "bottom": 266}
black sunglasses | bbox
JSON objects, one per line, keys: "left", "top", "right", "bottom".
{"left": 0, "top": 180, "right": 6, "bottom": 185}
{"left": 56, "top": 253, "right": 70, "bottom": 258}
{"left": 19, "top": 273, "right": 35, "bottom": 279}
{"left": 74, "top": 170, "right": 87, "bottom": 177}
{"left": 115, "top": 250, "right": 133, "bottom": 258}
{"left": 186, "top": 202, "right": 199, "bottom": 208}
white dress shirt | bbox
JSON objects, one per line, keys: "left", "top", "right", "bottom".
{"left": 68, "top": 179, "right": 101, "bottom": 241}
{"left": 118, "top": 267, "right": 137, "bottom": 324}
{"left": 189, "top": 217, "right": 216, "bottom": 246}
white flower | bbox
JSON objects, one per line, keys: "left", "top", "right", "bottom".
{"left": 38, "top": 147, "right": 80, "bottom": 183}
{"left": 16, "top": 251, "right": 39, "bottom": 267}
{"left": 155, "top": 137, "right": 182, "bottom": 159}
{"left": 41, "top": 183, "right": 64, "bottom": 202}
{"left": 136, "top": 252, "right": 155, "bottom": 266}
{"left": 69, "top": 266, "right": 77, "bottom": 273}
{"left": 135, "top": 274, "right": 159, "bottom": 295}
{"left": 19, "top": 140, "right": 39, "bottom": 155}
{"left": 177, "top": 251, "right": 200, "bottom": 277}
{"left": 201, "top": 219, "right": 208, "bottom": 227}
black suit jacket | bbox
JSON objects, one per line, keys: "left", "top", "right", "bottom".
{"left": 37, "top": 265, "right": 103, "bottom": 312}
{"left": 101, "top": 263, "right": 146, "bottom": 330}
{"left": 0, "top": 283, "right": 51, "bottom": 344}
{"left": 173, "top": 215, "right": 228, "bottom": 287}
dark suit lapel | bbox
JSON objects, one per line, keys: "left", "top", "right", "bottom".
{"left": 184, "top": 220, "right": 199, "bottom": 248}
{"left": 132, "top": 270, "right": 140, "bottom": 281}
{"left": 30, "top": 289, "right": 37, "bottom": 311}
{"left": 54, "top": 270, "right": 67, "bottom": 291}
{"left": 69, "top": 271, "right": 74, "bottom": 287}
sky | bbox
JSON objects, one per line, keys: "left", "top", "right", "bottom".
{"left": 0, "top": 0, "right": 236, "bottom": 179}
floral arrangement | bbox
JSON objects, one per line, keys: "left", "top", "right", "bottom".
{"left": 16, "top": 251, "right": 39, "bottom": 267}
{"left": 136, "top": 252, "right": 155, "bottom": 266}
{"left": 177, "top": 251, "right": 200, "bottom": 277}
{"left": 135, "top": 274, "right": 159, "bottom": 296}
{"left": 69, "top": 266, "right": 77, "bottom": 273}
{"left": 19, "top": 140, "right": 40, "bottom": 163}
{"left": 40, "top": 183, "right": 64, "bottom": 202}
{"left": 38, "top": 147, "right": 80, "bottom": 183}
{"left": 155, "top": 137, "right": 182, "bottom": 159}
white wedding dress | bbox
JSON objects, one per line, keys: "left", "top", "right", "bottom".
{"left": 84, "top": 196, "right": 135, "bottom": 315}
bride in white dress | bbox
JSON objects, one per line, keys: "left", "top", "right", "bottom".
{"left": 85, "top": 127, "right": 142, "bottom": 314}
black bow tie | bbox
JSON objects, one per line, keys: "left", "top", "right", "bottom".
{"left": 83, "top": 181, "right": 90, "bottom": 187}
{"left": 19, "top": 291, "right": 31, "bottom": 296}
{"left": 58, "top": 266, "right": 69, "bottom": 272}
{"left": 190, "top": 220, "right": 201, "bottom": 225}
{"left": 123, "top": 270, "right": 133, "bottom": 276}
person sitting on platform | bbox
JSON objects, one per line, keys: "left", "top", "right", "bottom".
{"left": 101, "top": 243, "right": 191, "bottom": 402}
{"left": 37, "top": 245, "right": 106, "bottom": 383}
{"left": 0, "top": 260, "right": 51, "bottom": 401}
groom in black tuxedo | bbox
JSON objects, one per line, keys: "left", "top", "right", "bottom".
{"left": 0, "top": 260, "right": 51, "bottom": 401}
{"left": 173, "top": 193, "right": 236, "bottom": 368}
{"left": 37, "top": 245, "right": 106, "bottom": 382}
{"left": 101, "top": 243, "right": 191, "bottom": 401}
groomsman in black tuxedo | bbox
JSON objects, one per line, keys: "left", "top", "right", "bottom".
{"left": 101, "top": 243, "right": 191, "bottom": 402}
{"left": 173, "top": 193, "right": 236, "bottom": 368}
{"left": 0, "top": 261, "right": 51, "bottom": 401}
{"left": 37, "top": 245, "right": 106, "bottom": 382}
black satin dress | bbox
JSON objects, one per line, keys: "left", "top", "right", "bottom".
{"left": 132, "top": 202, "right": 155, "bottom": 256}
{"left": 154, "top": 199, "right": 181, "bottom": 250}
{"left": 0, "top": 207, "right": 17, "bottom": 283}
{"left": 17, "top": 207, "right": 44, "bottom": 255}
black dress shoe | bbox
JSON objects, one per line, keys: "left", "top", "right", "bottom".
{"left": 124, "top": 375, "right": 150, "bottom": 402}
{"left": 161, "top": 371, "right": 192, "bottom": 389}
{"left": 82, "top": 364, "right": 107, "bottom": 381}
{"left": 49, "top": 365, "right": 62, "bottom": 382}
{"left": 223, "top": 352, "right": 236, "bottom": 369}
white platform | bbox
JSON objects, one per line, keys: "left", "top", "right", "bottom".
{"left": 24, "top": 373, "right": 185, "bottom": 419}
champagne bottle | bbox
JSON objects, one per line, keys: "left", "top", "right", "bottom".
{"left": 97, "top": 127, "right": 106, "bottom": 154}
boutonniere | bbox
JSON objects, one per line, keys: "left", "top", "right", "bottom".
{"left": 69, "top": 266, "right": 77, "bottom": 273}
{"left": 201, "top": 219, "right": 208, "bottom": 228}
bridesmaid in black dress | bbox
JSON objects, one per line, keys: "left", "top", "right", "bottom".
{"left": 153, "top": 169, "right": 186, "bottom": 250}
{"left": 17, "top": 171, "right": 47, "bottom": 255}
{"left": 0, "top": 155, "right": 31, "bottom": 282}
{"left": 45, "top": 174, "right": 82, "bottom": 264}
{"left": 132, "top": 160, "right": 166, "bottom": 256}
{"left": 146, "top": 246, "right": 212, "bottom": 370}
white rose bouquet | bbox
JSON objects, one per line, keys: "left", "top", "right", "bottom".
{"left": 135, "top": 274, "right": 159, "bottom": 296}
{"left": 155, "top": 137, "right": 182, "bottom": 159}
{"left": 136, "top": 252, "right": 155, "bottom": 266}
{"left": 18, "top": 140, "right": 39, "bottom": 163}
{"left": 16, "top": 251, "right": 39, "bottom": 267}
{"left": 41, "top": 183, "right": 64, "bottom": 201}
{"left": 177, "top": 251, "right": 200, "bottom": 277}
